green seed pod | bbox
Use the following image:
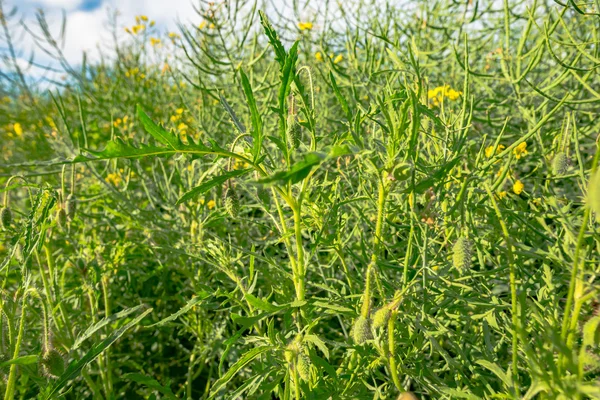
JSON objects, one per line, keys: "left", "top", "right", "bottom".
{"left": 287, "top": 114, "right": 301, "bottom": 150}
{"left": 587, "top": 169, "right": 600, "bottom": 216}
{"left": 1, "top": 207, "right": 11, "bottom": 229}
{"left": 65, "top": 194, "right": 77, "bottom": 220}
{"left": 452, "top": 237, "right": 472, "bottom": 271}
{"left": 57, "top": 208, "right": 67, "bottom": 230}
{"left": 296, "top": 353, "right": 310, "bottom": 381}
{"left": 552, "top": 152, "right": 569, "bottom": 176}
{"left": 352, "top": 315, "right": 373, "bottom": 344}
{"left": 372, "top": 307, "right": 391, "bottom": 330}
{"left": 39, "top": 349, "right": 65, "bottom": 379}
{"left": 223, "top": 187, "right": 239, "bottom": 218}
{"left": 397, "top": 392, "right": 419, "bottom": 400}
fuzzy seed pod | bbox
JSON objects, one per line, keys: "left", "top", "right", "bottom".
{"left": 223, "top": 187, "right": 239, "bottom": 218}
{"left": 286, "top": 114, "right": 301, "bottom": 150}
{"left": 452, "top": 237, "right": 472, "bottom": 271}
{"left": 296, "top": 353, "right": 311, "bottom": 381}
{"left": 552, "top": 152, "right": 569, "bottom": 176}
{"left": 352, "top": 316, "right": 373, "bottom": 344}
{"left": 57, "top": 208, "right": 67, "bottom": 230}
{"left": 587, "top": 170, "right": 600, "bottom": 216}
{"left": 397, "top": 392, "right": 419, "bottom": 400}
{"left": 0, "top": 207, "right": 11, "bottom": 229}
{"left": 284, "top": 348, "right": 295, "bottom": 363}
{"left": 372, "top": 307, "right": 391, "bottom": 330}
{"left": 65, "top": 194, "right": 77, "bottom": 220}
{"left": 39, "top": 349, "right": 65, "bottom": 379}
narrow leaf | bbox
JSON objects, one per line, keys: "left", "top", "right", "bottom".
{"left": 176, "top": 169, "right": 251, "bottom": 205}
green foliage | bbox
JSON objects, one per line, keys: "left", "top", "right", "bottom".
{"left": 1, "top": 0, "right": 600, "bottom": 399}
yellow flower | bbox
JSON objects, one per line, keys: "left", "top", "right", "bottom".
{"left": 333, "top": 54, "right": 343, "bottom": 64}
{"left": 315, "top": 51, "right": 323, "bottom": 62}
{"left": 513, "top": 142, "right": 528, "bottom": 159}
{"left": 105, "top": 172, "right": 122, "bottom": 186}
{"left": 485, "top": 144, "right": 505, "bottom": 158}
{"left": 234, "top": 160, "right": 250, "bottom": 170}
{"left": 150, "top": 37, "right": 161, "bottom": 46}
{"left": 170, "top": 115, "right": 181, "bottom": 123}
{"left": 113, "top": 118, "right": 122, "bottom": 127}
{"left": 176, "top": 108, "right": 184, "bottom": 115}
{"left": 177, "top": 123, "right": 188, "bottom": 132}
{"left": 298, "top": 22, "right": 313, "bottom": 31}
{"left": 199, "top": 21, "right": 207, "bottom": 29}
{"left": 513, "top": 180, "right": 524, "bottom": 195}
{"left": 140, "top": 15, "right": 148, "bottom": 22}
{"left": 207, "top": 200, "right": 216, "bottom": 210}
{"left": 132, "top": 24, "right": 145, "bottom": 35}
{"left": 428, "top": 85, "right": 462, "bottom": 106}
{"left": 13, "top": 123, "right": 23, "bottom": 137}
{"left": 497, "top": 191, "right": 507, "bottom": 200}
{"left": 209, "top": 23, "right": 215, "bottom": 29}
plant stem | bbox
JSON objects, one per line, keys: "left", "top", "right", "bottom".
{"left": 485, "top": 184, "right": 520, "bottom": 398}
{"left": 388, "top": 310, "right": 403, "bottom": 393}
{"left": 4, "top": 296, "right": 27, "bottom": 400}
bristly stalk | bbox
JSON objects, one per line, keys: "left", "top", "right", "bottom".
{"left": 3, "top": 290, "right": 29, "bottom": 400}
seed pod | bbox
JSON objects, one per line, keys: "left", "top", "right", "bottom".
{"left": 65, "top": 194, "right": 77, "bottom": 220}
{"left": 587, "top": 170, "right": 600, "bottom": 216}
{"left": 287, "top": 114, "right": 301, "bottom": 150}
{"left": 0, "top": 207, "right": 11, "bottom": 229}
{"left": 57, "top": 208, "right": 67, "bottom": 230}
{"left": 372, "top": 307, "right": 391, "bottom": 330}
{"left": 296, "top": 353, "right": 311, "bottom": 381}
{"left": 397, "top": 392, "right": 419, "bottom": 400}
{"left": 352, "top": 315, "right": 373, "bottom": 344}
{"left": 223, "top": 187, "right": 239, "bottom": 218}
{"left": 552, "top": 152, "right": 569, "bottom": 176}
{"left": 452, "top": 237, "right": 472, "bottom": 271}
{"left": 39, "top": 349, "right": 65, "bottom": 379}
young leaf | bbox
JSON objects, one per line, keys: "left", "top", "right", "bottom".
{"left": 137, "top": 105, "right": 181, "bottom": 150}
{"left": 73, "top": 304, "right": 146, "bottom": 349}
{"left": 258, "top": 11, "right": 286, "bottom": 68}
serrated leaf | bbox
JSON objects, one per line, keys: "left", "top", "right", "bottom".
{"left": 244, "top": 293, "right": 283, "bottom": 313}
{"left": 209, "top": 345, "right": 272, "bottom": 398}
{"left": 45, "top": 307, "right": 153, "bottom": 399}
{"left": 137, "top": 105, "right": 181, "bottom": 150}
{"left": 240, "top": 69, "right": 263, "bottom": 160}
{"left": 123, "top": 373, "right": 178, "bottom": 400}
{"left": 176, "top": 169, "right": 252, "bottom": 205}
{"left": 278, "top": 41, "right": 299, "bottom": 114}
{"left": 259, "top": 11, "right": 286, "bottom": 68}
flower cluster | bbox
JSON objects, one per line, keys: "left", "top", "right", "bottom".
{"left": 428, "top": 85, "right": 462, "bottom": 106}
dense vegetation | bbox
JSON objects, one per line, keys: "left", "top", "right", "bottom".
{"left": 1, "top": 0, "right": 600, "bottom": 398}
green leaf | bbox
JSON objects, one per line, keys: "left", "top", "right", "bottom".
{"left": 137, "top": 105, "right": 181, "bottom": 150}
{"left": 244, "top": 293, "right": 283, "bottom": 313}
{"left": 209, "top": 345, "right": 272, "bottom": 398}
{"left": 146, "top": 292, "right": 211, "bottom": 328}
{"left": 219, "top": 94, "right": 247, "bottom": 135}
{"left": 303, "top": 334, "right": 329, "bottom": 359}
{"left": 73, "top": 304, "right": 146, "bottom": 349}
{"left": 45, "top": 307, "right": 153, "bottom": 399}
{"left": 329, "top": 71, "right": 351, "bottom": 121}
{"left": 257, "top": 152, "right": 325, "bottom": 186}
{"left": 240, "top": 69, "right": 263, "bottom": 160}
{"left": 176, "top": 169, "right": 252, "bottom": 205}
{"left": 123, "top": 373, "right": 178, "bottom": 400}
{"left": 0, "top": 355, "right": 38, "bottom": 368}
{"left": 476, "top": 359, "right": 512, "bottom": 388}
{"left": 278, "top": 41, "right": 299, "bottom": 114}
{"left": 583, "top": 315, "right": 600, "bottom": 348}
{"left": 259, "top": 11, "right": 286, "bottom": 68}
